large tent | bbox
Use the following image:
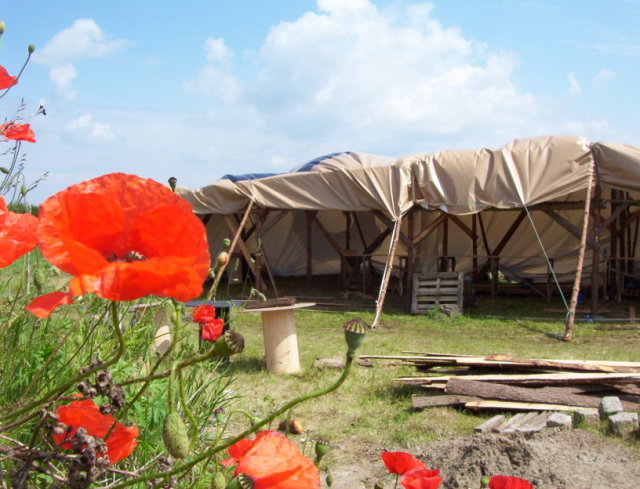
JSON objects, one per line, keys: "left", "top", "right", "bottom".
{"left": 178, "top": 135, "right": 640, "bottom": 333}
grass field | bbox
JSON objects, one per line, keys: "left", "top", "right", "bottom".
{"left": 217, "top": 280, "right": 640, "bottom": 468}
{"left": 2, "top": 257, "right": 639, "bottom": 486}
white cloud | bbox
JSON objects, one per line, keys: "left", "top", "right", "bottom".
{"left": 567, "top": 72, "right": 581, "bottom": 96}
{"left": 34, "top": 19, "right": 131, "bottom": 98}
{"left": 35, "top": 19, "right": 130, "bottom": 66}
{"left": 205, "top": 38, "right": 233, "bottom": 64}
{"left": 64, "top": 113, "right": 116, "bottom": 143}
{"left": 592, "top": 68, "right": 614, "bottom": 85}
{"left": 49, "top": 64, "right": 78, "bottom": 99}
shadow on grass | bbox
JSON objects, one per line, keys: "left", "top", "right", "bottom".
{"left": 372, "top": 382, "right": 418, "bottom": 401}
{"left": 227, "top": 356, "right": 266, "bottom": 374}
{"left": 514, "top": 319, "right": 567, "bottom": 341}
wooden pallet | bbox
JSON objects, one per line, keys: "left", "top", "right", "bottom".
{"left": 411, "top": 272, "right": 463, "bottom": 314}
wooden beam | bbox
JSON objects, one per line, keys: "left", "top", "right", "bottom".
{"left": 372, "top": 216, "right": 403, "bottom": 328}
{"left": 448, "top": 214, "right": 475, "bottom": 239}
{"left": 373, "top": 210, "right": 411, "bottom": 248}
{"left": 544, "top": 209, "right": 599, "bottom": 250}
{"left": 364, "top": 228, "right": 392, "bottom": 254}
{"left": 412, "top": 214, "right": 445, "bottom": 246}
{"left": 311, "top": 213, "right": 344, "bottom": 256}
{"left": 306, "top": 211, "right": 314, "bottom": 287}
{"left": 224, "top": 214, "right": 260, "bottom": 285}
{"left": 478, "top": 210, "right": 527, "bottom": 276}
{"left": 564, "top": 171, "right": 595, "bottom": 341}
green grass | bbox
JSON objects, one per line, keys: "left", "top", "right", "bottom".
{"left": 1, "top": 256, "right": 639, "bottom": 486}
{"left": 219, "top": 291, "right": 640, "bottom": 467}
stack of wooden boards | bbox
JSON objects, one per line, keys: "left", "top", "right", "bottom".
{"left": 359, "top": 352, "right": 640, "bottom": 412}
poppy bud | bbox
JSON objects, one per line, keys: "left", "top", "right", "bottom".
{"left": 217, "top": 251, "right": 229, "bottom": 267}
{"left": 343, "top": 318, "right": 367, "bottom": 354}
{"left": 0, "top": 21, "right": 5, "bottom": 35}
{"left": 480, "top": 476, "right": 490, "bottom": 488}
{"left": 28, "top": 44, "right": 36, "bottom": 54}
{"left": 314, "top": 438, "right": 330, "bottom": 465}
{"left": 211, "top": 471, "right": 226, "bottom": 489}
{"left": 162, "top": 412, "right": 190, "bottom": 458}
{"left": 211, "top": 330, "right": 245, "bottom": 357}
{"left": 20, "top": 184, "right": 28, "bottom": 196}
{"left": 33, "top": 269, "right": 46, "bottom": 292}
{"left": 0, "top": 167, "right": 9, "bottom": 174}
{"left": 222, "top": 238, "right": 231, "bottom": 249}
{"left": 168, "top": 176, "right": 177, "bottom": 192}
{"left": 226, "top": 474, "right": 254, "bottom": 489}
{"left": 326, "top": 470, "right": 334, "bottom": 487}
{"left": 373, "top": 483, "right": 384, "bottom": 489}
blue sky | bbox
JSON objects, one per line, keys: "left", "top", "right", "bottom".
{"left": 2, "top": 0, "right": 639, "bottom": 202}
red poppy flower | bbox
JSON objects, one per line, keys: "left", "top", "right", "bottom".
{"left": 26, "top": 173, "right": 211, "bottom": 318}
{"left": 0, "top": 65, "right": 17, "bottom": 90}
{"left": 400, "top": 469, "right": 443, "bottom": 489}
{"left": 0, "top": 196, "right": 38, "bottom": 268}
{"left": 381, "top": 451, "right": 427, "bottom": 475}
{"left": 53, "top": 398, "right": 138, "bottom": 465}
{"left": 0, "top": 123, "right": 36, "bottom": 143}
{"left": 222, "top": 431, "right": 320, "bottom": 489}
{"left": 488, "top": 476, "right": 533, "bottom": 489}
{"left": 201, "top": 319, "right": 224, "bottom": 342}
{"left": 192, "top": 304, "right": 216, "bottom": 323}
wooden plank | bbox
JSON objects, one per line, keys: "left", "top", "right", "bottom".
{"left": 411, "top": 395, "right": 478, "bottom": 409}
{"left": 474, "top": 414, "right": 506, "bottom": 433}
{"left": 517, "top": 412, "right": 553, "bottom": 433}
{"left": 498, "top": 412, "right": 539, "bottom": 433}
{"left": 445, "top": 377, "right": 640, "bottom": 409}
{"left": 465, "top": 400, "right": 584, "bottom": 412}
{"left": 395, "top": 372, "right": 640, "bottom": 384}
{"left": 484, "top": 355, "right": 640, "bottom": 373}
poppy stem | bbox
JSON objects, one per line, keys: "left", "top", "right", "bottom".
{"left": 177, "top": 369, "right": 198, "bottom": 446}
{"left": 0, "top": 51, "right": 32, "bottom": 101}
{"left": 394, "top": 473, "right": 399, "bottom": 489}
{"left": 108, "top": 351, "right": 356, "bottom": 489}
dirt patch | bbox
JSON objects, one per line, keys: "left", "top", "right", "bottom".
{"left": 326, "top": 429, "right": 640, "bottom": 489}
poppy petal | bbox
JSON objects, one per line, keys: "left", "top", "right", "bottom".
{"left": 489, "top": 475, "right": 534, "bottom": 489}
{"left": 0, "top": 65, "right": 17, "bottom": 90}
{"left": 222, "top": 438, "right": 255, "bottom": 467}
{"left": 26, "top": 291, "right": 74, "bottom": 319}
{"left": 193, "top": 304, "right": 216, "bottom": 323}
{"left": 0, "top": 123, "right": 36, "bottom": 142}
{"left": 53, "top": 399, "right": 138, "bottom": 465}
{"left": 36, "top": 173, "right": 211, "bottom": 305}
{"left": 0, "top": 197, "right": 38, "bottom": 267}
{"left": 201, "top": 320, "right": 224, "bottom": 342}
{"left": 230, "top": 431, "right": 320, "bottom": 489}
{"left": 400, "top": 470, "right": 443, "bottom": 489}
{"left": 381, "top": 452, "right": 427, "bottom": 475}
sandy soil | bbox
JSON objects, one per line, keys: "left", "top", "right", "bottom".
{"left": 326, "top": 429, "right": 640, "bottom": 489}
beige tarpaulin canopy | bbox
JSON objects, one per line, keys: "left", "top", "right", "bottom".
{"left": 178, "top": 135, "right": 640, "bottom": 332}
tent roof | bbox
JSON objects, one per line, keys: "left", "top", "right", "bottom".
{"left": 178, "top": 135, "right": 640, "bottom": 219}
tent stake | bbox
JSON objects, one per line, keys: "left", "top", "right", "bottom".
{"left": 564, "top": 168, "right": 595, "bottom": 341}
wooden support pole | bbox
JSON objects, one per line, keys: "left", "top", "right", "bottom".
{"left": 306, "top": 211, "right": 314, "bottom": 287}
{"left": 372, "top": 216, "right": 403, "bottom": 329}
{"left": 591, "top": 184, "right": 602, "bottom": 316}
{"left": 405, "top": 208, "right": 416, "bottom": 311}
{"left": 472, "top": 214, "right": 478, "bottom": 281}
{"left": 212, "top": 201, "right": 254, "bottom": 297}
{"left": 564, "top": 169, "right": 595, "bottom": 341}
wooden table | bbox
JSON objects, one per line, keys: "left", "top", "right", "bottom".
{"left": 243, "top": 303, "right": 315, "bottom": 374}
